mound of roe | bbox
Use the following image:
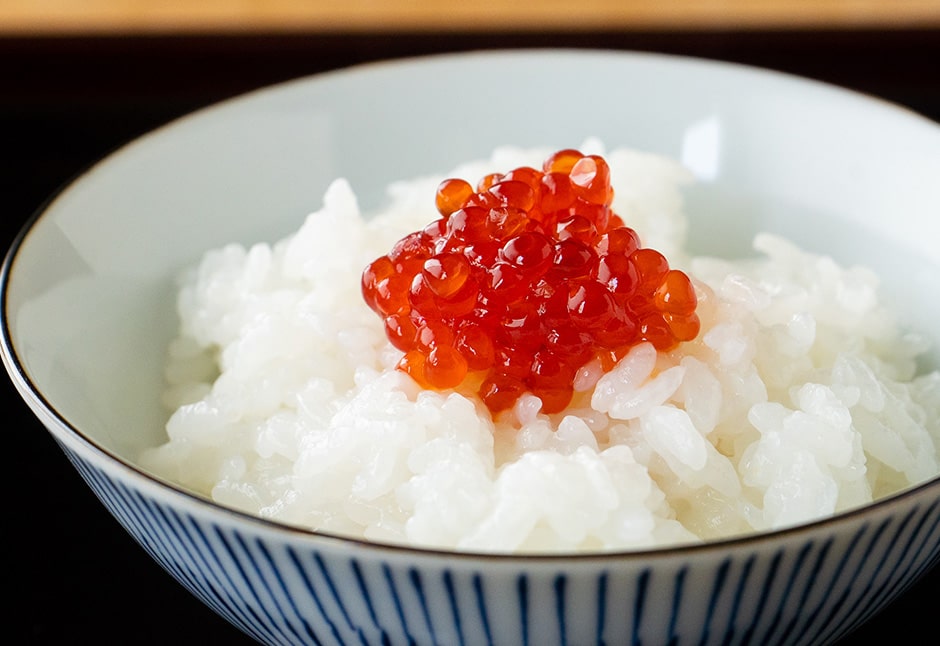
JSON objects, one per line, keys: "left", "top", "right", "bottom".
{"left": 361, "top": 149, "right": 700, "bottom": 415}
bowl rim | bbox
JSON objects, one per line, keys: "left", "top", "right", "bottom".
{"left": 3, "top": 46, "right": 940, "bottom": 561}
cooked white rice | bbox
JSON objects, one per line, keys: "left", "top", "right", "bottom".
{"left": 141, "top": 141, "right": 940, "bottom": 553}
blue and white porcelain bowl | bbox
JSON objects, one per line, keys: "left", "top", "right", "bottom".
{"left": 3, "top": 50, "right": 939, "bottom": 646}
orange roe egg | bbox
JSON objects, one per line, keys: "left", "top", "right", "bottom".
{"left": 361, "top": 149, "right": 700, "bottom": 416}
{"left": 456, "top": 323, "right": 496, "bottom": 371}
{"left": 489, "top": 180, "right": 537, "bottom": 212}
{"left": 539, "top": 172, "right": 576, "bottom": 215}
{"left": 436, "top": 178, "right": 474, "bottom": 216}
{"left": 422, "top": 253, "right": 471, "bottom": 298}
{"left": 569, "top": 155, "right": 613, "bottom": 206}
{"left": 424, "top": 345, "right": 469, "bottom": 389}
{"left": 543, "top": 148, "right": 585, "bottom": 174}
{"left": 383, "top": 313, "right": 417, "bottom": 352}
{"left": 480, "top": 373, "right": 527, "bottom": 412}
{"left": 655, "top": 269, "right": 699, "bottom": 315}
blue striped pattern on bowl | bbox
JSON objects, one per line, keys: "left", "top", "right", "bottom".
{"left": 63, "top": 442, "right": 940, "bottom": 646}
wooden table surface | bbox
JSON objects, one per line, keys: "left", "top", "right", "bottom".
{"left": 2, "top": 0, "right": 940, "bottom": 35}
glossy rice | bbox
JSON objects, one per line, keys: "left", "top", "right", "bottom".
{"left": 141, "top": 142, "right": 940, "bottom": 553}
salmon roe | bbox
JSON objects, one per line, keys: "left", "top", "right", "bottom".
{"left": 362, "top": 149, "right": 700, "bottom": 415}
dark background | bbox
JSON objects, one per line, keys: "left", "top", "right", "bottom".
{"left": 3, "top": 30, "right": 939, "bottom": 644}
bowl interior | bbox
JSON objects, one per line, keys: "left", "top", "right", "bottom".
{"left": 4, "top": 49, "right": 940, "bottom": 465}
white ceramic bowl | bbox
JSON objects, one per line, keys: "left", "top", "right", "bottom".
{"left": 3, "top": 50, "right": 939, "bottom": 646}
